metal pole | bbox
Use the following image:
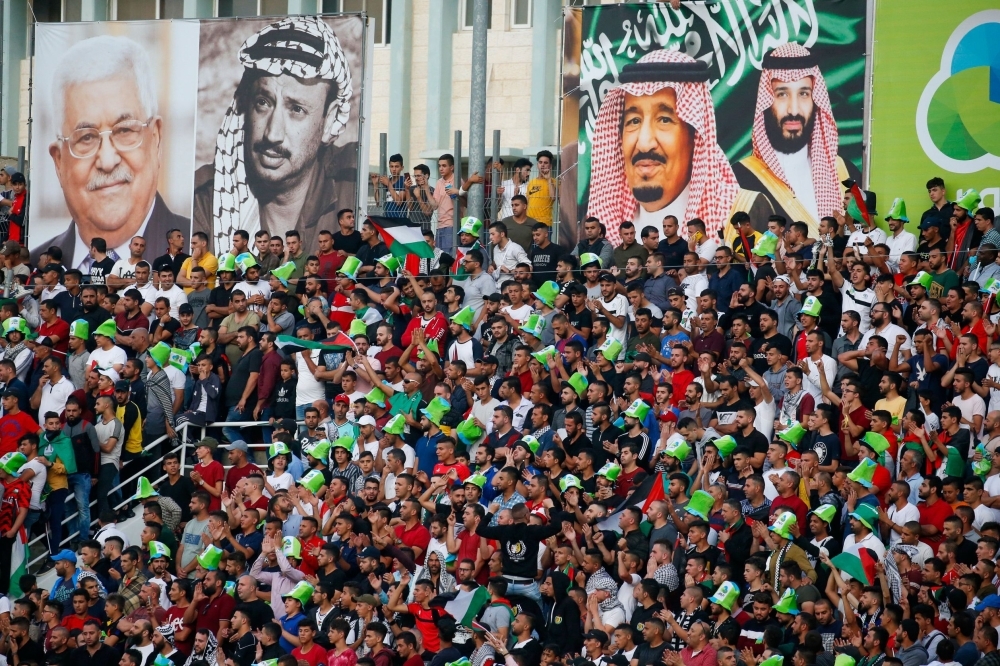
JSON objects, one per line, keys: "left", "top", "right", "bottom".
{"left": 16, "top": 146, "right": 23, "bottom": 174}
{"left": 467, "top": 0, "right": 488, "bottom": 222}
{"left": 378, "top": 132, "right": 387, "bottom": 211}
{"left": 453, "top": 129, "right": 463, "bottom": 251}
{"left": 490, "top": 129, "right": 501, "bottom": 230}
{"left": 0, "top": 0, "right": 4, "bottom": 157}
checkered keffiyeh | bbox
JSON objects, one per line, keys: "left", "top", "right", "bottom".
{"left": 752, "top": 43, "right": 841, "bottom": 221}
{"left": 585, "top": 567, "right": 622, "bottom": 613}
{"left": 212, "top": 16, "right": 353, "bottom": 255}
{"left": 588, "top": 49, "right": 741, "bottom": 244}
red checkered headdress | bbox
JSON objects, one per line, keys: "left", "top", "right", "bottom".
{"left": 587, "top": 49, "right": 740, "bottom": 245}
{"left": 752, "top": 43, "right": 840, "bottom": 221}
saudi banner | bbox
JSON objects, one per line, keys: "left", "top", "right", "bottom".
{"left": 561, "top": 1, "right": 866, "bottom": 248}
{"left": 869, "top": 2, "right": 1000, "bottom": 224}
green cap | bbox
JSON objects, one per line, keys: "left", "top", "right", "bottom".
{"left": 2, "top": 317, "right": 28, "bottom": 337}
{"left": 847, "top": 458, "right": 877, "bottom": 489}
{"left": 338, "top": 256, "right": 361, "bottom": 281}
{"left": 197, "top": 545, "right": 223, "bottom": 570}
{"left": 235, "top": 252, "right": 258, "bottom": 271}
{"left": 271, "top": 261, "right": 296, "bottom": 287}
{"left": 956, "top": 188, "right": 981, "bottom": 213}
{"left": 0, "top": 452, "right": 25, "bottom": 478}
{"left": 421, "top": 396, "right": 451, "bottom": 426}
{"left": 562, "top": 372, "right": 589, "bottom": 398}
{"left": 597, "top": 462, "right": 621, "bottom": 482}
{"left": 884, "top": 197, "right": 909, "bottom": 222}
{"left": 365, "top": 387, "right": 387, "bottom": 408}
{"left": 383, "top": 414, "right": 406, "bottom": 435}
{"left": 451, "top": 306, "right": 475, "bottom": 331}
{"left": 456, "top": 417, "right": 484, "bottom": 446}
{"left": 849, "top": 503, "right": 879, "bottom": 531}
{"left": 445, "top": 659, "right": 472, "bottom": 666}
{"left": 860, "top": 432, "right": 890, "bottom": 456}
{"left": 155, "top": 655, "right": 176, "bottom": 666}
{"left": 520, "top": 313, "right": 546, "bottom": 339}
{"left": 149, "top": 342, "right": 171, "bottom": 368}
{"left": 597, "top": 337, "right": 623, "bottom": 362}
{"left": 69, "top": 319, "right": 89, "bottom": 339}
{"left": 760, "top": 657, "right": 785, "bottom": 666}
{"left": 559, "top": 475, "right": 583, "bottom": 493}
{"left": 224, "top": 580, "right": 236, "bottom": 597}
{"left": 304, "top": 439, "right": 331, "bottom": 464}
{"left": 752, "top": 231, "right": 779, "bottom": 258}
{"left": 464, "top": 472, "right": 488, "bottom": 489}
{"left": 460, "top": 216, "right": 483, "bottom": 236}
{"left": 532, "top": 281, "right": 560, "bottom": 308}
{"left": 268, "top": 441, "right": 291, "bottom": 460}
{"left": 981, "top": 278, "right": 1000, "bottom": 295}
{"left": 709, "top": 581, "right": 740, "bottom": 611}
{"left": 769, "top": 511, "right": 797, "bottom": 539}
{"left": 281, "top": 580, "right": 314, "bottom": 606}
{"left": 624, "top": 399, "right": 650, "bottom": 421}
{"left": 663, "top": 433, "right": 691, "bottom": 462}
{"left": 297, "top": 469, "right": 326, "bottom": 494}
{"left": 131, "top": 477, "right": 159, "bottom": 500}
{"left": 94, "top": 319, "right": 117, "bottom": 339}
{"left": 810, "top": 504, "right": 838, "bottom": 525}
{"left": 417, "top": 339, "right": 439, "bottom": 359}
{"left": 778, "top": 422, "right": 807, "bottom": 448}
{"left": 377, "top": 254, "right": 400, "bottom": 275}
{"left": 907, "top": 270, "right": 934, "bottom": 291}
{"left": 217, "top": 253, "right": 237, "bottom": 273}
{"left": 148, "top": 541, "right": 171, "bottom": 560}
{"left": 169, "top": 347, "right": 194, "bottom": 373}
{"left": 531, "top": 345, "right": 558, "bottom": 369}
{"left": 579, "top": 252, "right": 602, "bottom": 268}
{"left": 835, "top": 656, "right": 856, "bottom": 666}
{"left": 798, "top": 295, "right": 822, "bottom": 317}
{"left": 519, "top": 435, "right": 541, "bottom": 454}
{"left": 685, "top": 490, "right": 715, "bottom": 520}
{"left": 282, "top": 536, "right": 302, "bottom": 559}
{"left": 348, "top": 319, "right": 368, "bottom": 337}
{"left": 712, "top": 435, "right": 737, "bottom": 458}
{"left": 252, "top": 661, "right": 279, "bottom": 666}
{"left": 332, "top": 436, "right": 355, "bottom": 452}
{"left": 773, "top": 587, "right": 799, "bottom": 615}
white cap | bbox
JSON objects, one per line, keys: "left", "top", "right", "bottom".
{"left": 358, "top": 415, "right": 377, "bottom": 427}
{"left": 97, "top": 368, "right": 120, "bottom": 383}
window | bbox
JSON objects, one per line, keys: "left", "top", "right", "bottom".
{"left": 115, "top": 0, "right": 157, "bottom": 19}
{"left": 32, "top": 0, "right": 63, "bottom": 22}
{"left": 260, "top": 0, "right": 288, "bottom": 15}
{"left": 63, "top": 0, "right": 82, "bottom": 21}
{"left": 463, "top": 0, "right": 493, "bottom": 29}
{"left": 326, "top": 0, "right": 391, "bottom": 45}
{"left": 159, "top": 0, "right": 185, "bottom": 18}
{"left": 512, "top": 0, "right": 530, "bottom": 27}
{"left": 217, "top": 0, "right": 261, "bottom": 16}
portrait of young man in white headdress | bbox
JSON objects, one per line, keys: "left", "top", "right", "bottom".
{"left": 586, "top": 49, "right": 772, "bottom": 246}
{"left": 192, "top": 15, "right": 361, "bottom": 256}
{"left": 731, "top": 43, "right": 862, "bottom": 237}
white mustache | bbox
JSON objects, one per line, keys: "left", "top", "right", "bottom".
{"left": 87, "top": 165, "right": 133, "bottom": 191}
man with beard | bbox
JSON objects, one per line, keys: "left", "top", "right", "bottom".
{"left": 232, "top": 258, "right": 271, "bottom": 315}
{"left": 77, "top": 285, "right": 113, "bottom": 350}
{"left": 926, "top": 247, "right": 960, "bottom": 302}
{"left": 720, "top": 283, "right": 768, "bottom": 339}
{"left": 747, "top": 309, "right": 792, "bottom": 375}
{"left": 947, "top": 189, "right": 983, "bottom": 271}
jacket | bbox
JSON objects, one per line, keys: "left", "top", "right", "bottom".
{"left": 477, "top": 513, "right": 568, "bottom": 580}
{"left": 543, "top": 571, "right": 581, "bottom": 655}
{"left": 62, "top": 418, "right": 99, "bottom": 476}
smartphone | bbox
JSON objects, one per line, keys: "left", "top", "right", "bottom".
{"left": 404, "top": 172, "right": 410, "bottom": 180}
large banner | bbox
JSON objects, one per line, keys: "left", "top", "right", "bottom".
{"left": 28, "top": 14, "right": 368, "bottom": 266}
{"left": 869, "top": 2, "right": 1000, "bottom": 222}
{"left": 562, "top": 1, "right": 866, "bottom": 247}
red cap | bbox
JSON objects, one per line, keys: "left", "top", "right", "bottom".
{"left": 334, "top": 394, "right": 351, "bottom": 404}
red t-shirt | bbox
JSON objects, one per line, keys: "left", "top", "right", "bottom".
{"left": 60, "top": 614, "right": 99, "bottom": 633}
{"left": 918, "top": 498, "right": 955, "bottom": 549}
{"left": 669, "top": 369, "right": 694, "bottom": 407}
{"left": 395, "top": 522, "right": 431, "bottom": 565}
{"left": 164, "top": 605, "right": 194, "bottom": 655}
{"left": 770, "top": 494, "right": 809, "bottom": 531}
{"left": 0, "top": 476, "right": 29, "bottom": 534}
{"left": 838, "top": 404, "right": 868, "bottom": 465}
{"left": 298, "top": 535, "right": 327, "bottom": 575}
{"left": 406, "top": 603, "right": 449, "bottom": 652}
{"left": 0, "top": 411, "right": 38, "bottom": 456}
{"left": 402, "top": 656, "right": 424, "bottom": 666}
{"left": 291, "top": 643, "right": 329, "bottom": 666}
{"left": 195, "top": 460, "right": 225, "bottom": 511}
{"left": 38, "top": 318, "right": 70, "bottom": 356}
{"left": 964, "top": 319, "right": 989, "bottom": 356}
{"left": 613, "top": 466, "right": 643, "bottom": 498}
{"left": 457, "top": 530, "right": 495, "bottom": 584}
{"left": 244, "top": 495, "right": 269, "bottom": 513}
{"left": 872, "top": 464, "right": 892, "bottom": 507}
{"left": 194, "top": 591, "right": 236, "bottom": 634}
{"left": 225, "top": 461, "right": 263, "bottom": 493}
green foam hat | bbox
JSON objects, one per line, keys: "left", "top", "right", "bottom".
{"left": 520, "top": 313, "right": 546, "bottom": 339}
{"left": 169, "top": 347, "right": 194, "bottom": 373}
{"left": 759, "top": 657, "right": 785, "bottom": 666}
{"left": 148, "top": 342, "right": 171, "bottom": 369}
{"left": 383, "top": 414, "right": 406, "bottom": 435}
{"left": 519, "top": 435, "right": 541, "bottom": 454}
{"left": 148, "top": 541, "right": 171, "bottom": 560}
{"left": 332, "top": 436, "right": 355, "bottom": 452}
{"left": 624, "top": 399, "right": 650, "bottom": 421}
{"left": 305, "top": 439, "right": 331, "bottom": 464}
{"left": 2, "top": 317, "right": 28, "bottom": 338}
{"left": 974, "top": 444, "right": 992, "bottom": 477}
{"left": 94, "top": 319, "right": 117, "bottom": 339}
{"left": 196, "top": 545, "right": 223, "bottom": 570}
{"left": 579, "top": 252, "right": 602, "bottom": 269}
{"left": 563, "top": 372, "right": 589, "bottom": 398}
{"left": 420, "top": 396, "right": 450, "bottom": 426}
{"left": 849, "top": 503, "right": 879, "bottom": 531}
{"left": 752, "top": 230, "right": 779, "bottom": 258}
{"left": 907, "top": 271, "right": 933, "bottom": 291}
{"left": 69, "top": 319, "right": 89, "bottom": 340}
{"left": 155, "top": 656, "right": 176, "bottom": 666}
{"left": 773, "top": 587, "right": 799, "bottom": 615}
{"left": 417, "top": 339, "right": 439, "bottom": 359}
{"left": 0, "top": 452, "right": 25, "bottom": 478}
{"left": 348, "top": 319, "right": 369, "bottom": 337}
{"left": 460, "top": 216, "right": 483, "bottom": 236}
{"left": 268, "top": 441, "right": 291, "bottom": 460}
{"left": 884, "top": 197, "right": 909, "bottom": 222}
{"left": 282, "top": 536, "right": 302, "bottom": 559}
{"left": 531, "top": 345, "right": 558, "bottom": 369}
{"left": 281, "top": 580, "right": 314, "bottom": 606}
{"left": 982, "top": 277, "right": 1000, "bottom": 295}
{"left": 451, "top": 306, "right": 475, "bottom": 331}
{"left": 597, "top": 337, "right": 623, "bottom": 362}
{"left": 464, "top": 472, "right": 487, "bottom": 489}
{"left": 271, "top": 261, "right": 296, "bottom": 287}
{"left": 835, "top": 656, "right": 856, "bottom": 666}
{"left": 445, "top": 659, "right": 472, "bottom": 666}
{"left": 235, "top": 252, "right": 258, "bottom": 271}
{"left": 847, "top": 458, "right": 877, "bottom": 489}
{"left": 709, "top": 580, "right": 740, "bottom": 611}
{"left": 338, "top": 256, "right": 361, "bottom": 281}
{"left": 532, "top": 281, "right": 560, "bottom": 308}
{"left": 663, "top": 433, "right": 691, "bottom": 462}
{"left": 297, "top": 469, "right": 326, "bottom": 494}
{"left": 377, "top": 254, "right": 400, "bottom": 275}
{"left": 685, "top": 490, "right": 715, "bottom": 520}
{"left": 456, "top": 417, "right": 484, "bottom": 446}
{"left": 769, "top": 511, "right": 797, "bottom": 539}
{"left": 809, "top": 504, "right": 838, "bottom": 525}
{"left": 597, "top": 462, "right": 621, "bottom": 482}
{"left": 860, "top": 432, "right": 890, "bottom": 456}
{"left": 217, "top": 253, "right": 237, "bottom": 273}
{"left": 798, "top": 295, "right": 822, "bottom": 317}
{"left": 778, "top": 422, "right": 807, "bottom": 448}
{"left": 712, "top": 435, "right": 738, "bottom": 458}
{"left": 131, "top": 477, "right": 159, "bottom": 500}
{"left": 365, "top": 386, "right": 386, "bottom": 408}
{"left": 956, "top": 189, "right": 981, "bottom": 213}
{"left": 252, "top": 661, "right": 279, "bottom": 666}
{"left": 559, "top": 475, "right": 583, "bottom": 493}
{"left": 224, "top": 581, "right": 236, "bottom": 597}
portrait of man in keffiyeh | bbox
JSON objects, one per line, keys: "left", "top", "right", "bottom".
{"left": 732, "top": 43, "right": 862, "bottom": 239}
{"left": 586, "top": 49, "right": 772, "bottom": 245}
{"left": 192, "top": 16, "right": 357, "bottom": 256}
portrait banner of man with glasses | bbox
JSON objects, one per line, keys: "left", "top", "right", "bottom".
{"left": 29, "top": 22, "right": 200, "bottom": 270}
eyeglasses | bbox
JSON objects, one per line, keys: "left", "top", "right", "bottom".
{"left": 58, "top": 119, "right": 151, "bottom": 159}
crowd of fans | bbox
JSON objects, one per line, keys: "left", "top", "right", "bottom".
{"left": 0, "top": 174, "right": 999, "bottom": 666}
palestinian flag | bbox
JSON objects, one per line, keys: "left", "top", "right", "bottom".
{"left": 275, "top": 333, "right": 355, "bottom": 356}
{"left": 830, "top": 546, "right": 877, "bottom": 586}
{"left": 642, "top": 472, "right": 668, "bottom": 513}
{"left": 367, "top": 216, "right": 434, "bottom": 259}
{"left": 843, "top": 179, "right": 871, "bottom": 227}
{"left": 452, "top": 241, "right": 482, "bottom": 282}
{"left": 596, "top": 471, "right": 662, "bottom": 533}
{"left": 445, "top": 585, "right": 491, "bottom": 627}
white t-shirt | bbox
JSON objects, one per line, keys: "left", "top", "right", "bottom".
{"left": 38, "top": 376, "right": 75, "bottom": 418}
{"left": 601, "top": 294, "right": 630, "bottom": 353}
{"left": 294, "top": 350, "right": 326, "bottom": 406}
{"left": 754, "top": 396, "right": 776, "bottom": 442}
{"left": 382, "top": 444, "right": 415, "bottom": 470}
{"left": 886, "top": 502, "right": 920, "bottom": 545}
{"left": 695, "top": 238, "right": 719, "bottom": 264}
{"left": 447, "top": 338, "right": 479, "bottom": 368}
{"left": 164, "top": 365, "right": 186, "bottom": 392}
{"left": 266, "top": 471, "right": 293, "bottom": 495}
{"left": 154, "top": 285, "right": 189, "bottom": 319}
{"left": 984, "top": 475, "right": 1000, "bottom": 523}
{"left": 470, "top": 397, "right": 499, "bottom": 437}
{"left": 861, "top": 323, "right": 913, "bottom": 365}
{"left": 681, "top": 274, "right": 709, "bottom": 313}
{"left": 839, "top": 283, "right": 876, "bottom": 333}
{"left": 885, "top": 230, "right": 918, "bottom": 265}
{"left": 384, "top": 472, "right": 398, "bottom": 500}
{"left": 21, "top": 459, "right": 46, "bottom": 510}
{"left": 987, "top": 364, "right": 1000, "bottom": 413}
{"left": 134, "top": 282, "right": 157, "bottom": 306}
{"left": 501, "top": 303, "right": 533, "bottom": 325}
{"left": 89, "top": 345, "right": 127, "bottom": 371}
{"left": 844, "top": 531, "right": 886, "bottom": 560}
{"left": 233, "top": 280, "right": 271, "bottom": 315}
{"left": 846, "top": 227, "right": 887, "bottom": 255}
{"left": 953, "top": 392, "right": 986, "bottom": 436}
{"left": 110, "top": 258, "right": 140, "bottom": 282}
{"left": 803, "top": 355, "right": 837, "bottom": 399}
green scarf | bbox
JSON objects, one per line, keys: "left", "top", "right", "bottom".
{"left": 42, "top": 431, "right": 76, "bottom": 475}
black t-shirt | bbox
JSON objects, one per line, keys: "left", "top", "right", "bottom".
{"left": 630, "top": 602, "right": 664, "bottom": 633}
{"left": 149, "top": 316, "right": 181, "bottom": 341}
{"left": 332, "top": 230, "right": 363, "bottom": 254}
{"left": 800, "top": 431, "right": 841, "bottom": 467}
{"left": 241, "top": 599, "right": 274, "bottom": 630}
{"left": 567, "top": 306, "right": 593, "bottom": 343}
{"left": 734, "top": 429, "right": 770, "bottom": 466}
{"left": 529, "top": 243, "right": 563, "bottom": 288}
{"left": 720, "top": 300, "right": 769, "bottom": 337}
{"left": 657, "top": 238, "right": 688, "bottom": 272}
{"left": 160, "top": 475, "right": 196, "bottom": 523}
{"left": 227, "top": 347, "right": 262, "bottom": 404}
{"left": 153, "top": 252, "right": 190, "bottom": 278}
{"left": 713, "top": 399, "right": 753, "bottom": 433}
{"left": 46, "top": 648, "right": 74, "bottom": 666}
{"left": 749, "top": 332, "right": 792, "bottom": 374}
{"left": 633, "top": 640, "right": 669, "bottom": 666}
{"left": 752, "top": 263, "right": 777, "bottom": 297}
{"left": 208, "top": 285, "right": 233, "bottom": 327}
{"left": 89, "top": 257, "right": 116, "bottom": 286}
{"left": 272, "top": 378, "right": 297, "bottom": 419}
{"left": 917, "top": 238, "right": 947, "bottom": 263}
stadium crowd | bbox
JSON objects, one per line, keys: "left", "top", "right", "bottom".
{"left": 0, "top": 176, "right": 999, "bottom": 666}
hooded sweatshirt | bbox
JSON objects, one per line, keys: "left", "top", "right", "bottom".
{"left": 41, "top": 431, "right": 76, "bottom": 491}
{"left": 543, "top": 570, "right": 581, "bottom": 656}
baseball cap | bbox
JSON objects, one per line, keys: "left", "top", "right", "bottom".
{"left": 114, "top": 380, "right": 130, "bottom": 392}
{"left": 0, "top": 241, "right": 19, "bottom": 256}
{"left": 976, "top": 594, "right": 1000, "bottom": 611}
{"left": 485, "top": 293, "right": 502, "bottom": 303}
{"left": 598, "top": 272, "right": 616, "bottom": 283}
{"left": 30, "top": 336, "right": 53, "bottom": 348}
{"left": 52, "top": 549, "right": 77, "bottom": 564}
{"left": 276, "top": 418, "right": 297, "bottom": 433}
{"left": 774, "top": 274, "right": 792, "bottom": 285}
{"left": 226, "top": 440, "right": 249, "bottom": 453}
{"left": 745, "top": 378, "right": 759, "bottom": 387}
{"left": 359, "top": 547, "right": 381, "bottom": 560}
{"left": 97, "top": 368, "right": 120, "bottom": 383}
{"left": 480, "top": 355, "right": 498, "bottom": 366}
{"left": 42, "top": 263, "right": 62, "bottom": 274}
{"left": 358, "top": 415, "right": 377, "bottom": 427}
{"left": 334, "top": 394, "right": 351, "bottom": 404}
{"left": 633, "top": 352, "right": 652, "bottom": 363}
{"left": 178, "top": 303, "right": 194, "bottom": 316}
{"left": 355, "top": 594, "right": 378, "bottom": 607}
{"left": 582, "top": 629, "right": 608, "bottom": 644}
{"left": 1, "top": 389, "right": 21, "bottom": 399}
{"left": 666, "top": 287, "right": 685, "bottom": 297}
{"left": 918, "top": 218, "right": 939, "bottom": 230}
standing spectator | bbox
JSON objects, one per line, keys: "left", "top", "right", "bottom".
{"left": 489, "top": 222, "right": 529, "bottom": 288}
{"left": 0, "top": 451, "right": 28, "bottom": 593}
{"left": 143, "top": 343, "right": 175, "bottom": 450}
{"left": 572, "top": 218, "right": 615, "bottom": 269}
{"left": 87, "top": 239, "right": 116, "bottom": 286}
{"left": 177, "top": 231, "right": 218, "bottom": 292}
{"left": 38, "top": 412, "right": 74, "bottom": 556}
{"left": 93, "top": 396, "right": 124, "bottom": 518}
{"left": 433, "top": 154, "right": 459, "bottom": 254}
{"left": 151, "top": 229, "right": 189, "bottom": 283}
{"left": 526, "top": 150, "right": 556, "bottom": 227}
{"left": 30, "top": 357, "right": 74, "bottom": 419}
{"left": 191, "top": 439, "right": 225, "bottom": 513}
{"left": 499, "top": 194, "right": 538, "bottom": 253}
{"left": 223, "top": 328, "right": 262, "bottom": 445}
{"left": 0, "top": 390, "right": 38, "bottom": 456}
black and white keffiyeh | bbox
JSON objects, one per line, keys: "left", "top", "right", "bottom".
{"left": 212, "top": 16, "right": 353, "bottom": 254}
{"left": 586, "top": 568, "right": 623, "bottom": 613}
{"left": 183, "top": 630, "right": 217, "bottom": 666}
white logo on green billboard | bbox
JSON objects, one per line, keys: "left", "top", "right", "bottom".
{"left": 916, "top": 10, "right": 1000, "bottom": 174}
